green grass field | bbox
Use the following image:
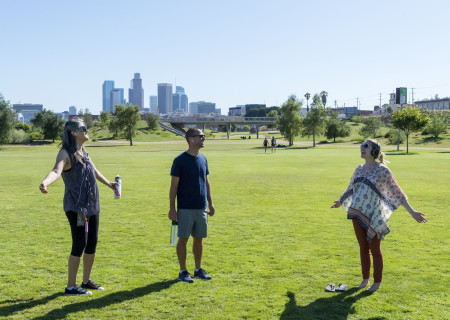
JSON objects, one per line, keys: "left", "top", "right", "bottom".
{"left": 0, "top": 139, "right": 448, "bottom": 319}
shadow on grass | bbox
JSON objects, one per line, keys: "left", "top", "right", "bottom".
{"left": 32, "top": 280, "right": 177, "bottom": 320}
{"left": 281, "top": 146, "right": 315, "bottom": 150}
{"left": 416, "top": 136, "right": 444, "bottom": 145}
{"left": 0, "top": 293, "right": 62, "bottom": 318}
{"left": 280, "top": 289, "right": 385, "bottom": 320}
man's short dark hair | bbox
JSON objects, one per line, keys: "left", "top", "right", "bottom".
{"left": 185, "top": 128, "right": 200, "bottom": 142}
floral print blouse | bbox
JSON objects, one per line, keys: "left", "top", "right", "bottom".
{"left": 340, "top": 163, "right": 407, "bottom": 242}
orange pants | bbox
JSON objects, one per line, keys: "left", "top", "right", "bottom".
{"left": 352, "top": 219, "right": 383, "bottom": 283}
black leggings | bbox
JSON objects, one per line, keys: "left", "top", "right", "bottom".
{"left": 65, "top": 211, "right": 99, "bottom": 257}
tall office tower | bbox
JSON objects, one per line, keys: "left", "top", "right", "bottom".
{"left": 69, "top": 106, "right": 77, "bottom": 115}
{"left": 174, "top": 86, "right": 185, "bottom": 95}
{"left": 149, "top": 95, "right": 158, "bottom": 113}
{"left": 172, "top": 86, "right": 188, "bottom": 113}
{"left": 110, "top": 88, "right": 125, "bottom": 111}
{"left": 189, "top": 102, "right": 199, "bottom": 114}
{"left": 157, "top": 83, "right": 173, "bottom": 114}
{"left": 129, "top": 73, "right": 144, "bottom": 110}
{"left": 102, "top": 80, "right": 115, "bottom": 112}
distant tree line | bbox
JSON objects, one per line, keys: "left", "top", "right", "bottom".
{"left": 0, "top": 92, "right": 448, "bottom": 152}
{"left": 0, "top": 93, "right": 158, "bottom": 146}
{"left": 273, "top": 94, "right": 447, "bottom": 153}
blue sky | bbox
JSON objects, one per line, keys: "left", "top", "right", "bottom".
{"left": 1, "top": 0, "right": 449, "bottom": 114}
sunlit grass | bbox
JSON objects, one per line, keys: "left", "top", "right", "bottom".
{"left": 0, "top": 140, "right": 448, "bottom": 319}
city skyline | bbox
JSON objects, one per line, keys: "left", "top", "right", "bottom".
{"left": 1, "top": 1, "right": 450, "bottom": 114}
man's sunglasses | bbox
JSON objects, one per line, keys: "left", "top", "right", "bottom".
{"left": 78, "top": 126, "right": 88, "bottom": 132}
{"left": 190, "top": 134, "right": 205, "bottom": 138}
{"left": 360, "top": 143, "right": 370, "bottom": 148}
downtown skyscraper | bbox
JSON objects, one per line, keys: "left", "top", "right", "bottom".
{"left": 103, "top": 80, "right": 125, "bottom": 112}
{"left": 111, "top": 88, "right": 125, "bottom": 110}
{"left": 102, "top": 80, "right": 115, "bottom": 112}
{"left": 129, "top": 73, "right": 144, "bottom": 110}
{"left": 158, "top": 83, "right": 173, "bottom": 114}
{"left": 149, "top": 95, "right": 158, "bottom": 113}
{"left": 172, "top": 86, "right": 188, "bottom": 113}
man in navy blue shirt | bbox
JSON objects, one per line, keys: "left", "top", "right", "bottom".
{"left": 169, "top": 128, "right": 215, "bottom": 283}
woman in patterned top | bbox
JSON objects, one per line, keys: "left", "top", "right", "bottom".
{"left": 331, "top": 139, "right": 427, "bottom": 291}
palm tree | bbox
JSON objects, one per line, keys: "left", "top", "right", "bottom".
{"left": 320, "top": 91, "right": 328, "bottom": 108}
{"left": 304, "top": 92, "right": 311, "bottom": 112}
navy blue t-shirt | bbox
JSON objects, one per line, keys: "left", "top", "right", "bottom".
{"left": 170, "top": 152, "right": 209, "bottom": 209}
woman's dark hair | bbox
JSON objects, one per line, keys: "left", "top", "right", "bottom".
{"left": 61, "top": 118, "right": 86, "bottom": 164}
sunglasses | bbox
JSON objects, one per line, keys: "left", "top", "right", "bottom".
{"left": 360, "top": 143, "right": 370, "bottom": 148}
{"left": 190, "top": 134, "right": 205, "bottom": 138}
{"left": 78, "top": 126, "right": 88, "bottom": 132}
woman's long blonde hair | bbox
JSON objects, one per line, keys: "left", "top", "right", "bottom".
{"left": 367, "top": 139, "right": 386, "bottom": 164}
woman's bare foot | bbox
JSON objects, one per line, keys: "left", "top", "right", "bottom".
{"left": 367, "top": 283, "right": 381, "bottom": 291}
{"left": 357, "top": 279, "right": 370, "bottom": 289}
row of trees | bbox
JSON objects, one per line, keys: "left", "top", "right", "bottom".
{"left": 0, "top": 94, "right": 160, "bottom": 146}
{"left": 1, "top": 92, "right": 448, "bottom": 151}
{"left": 276, "top": 94, "right": 448, "bottom": 153}
{"left": 278, "top": 94, "right": 351, "bottom": 147}
{"left": 85, "top": 106, "right": 159, "bottom": 145}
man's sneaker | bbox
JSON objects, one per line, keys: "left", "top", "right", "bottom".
{"left": 81, "top": 280, "right": 104, "bottom": 290}
{"left": 65, "top": 285, "right": 92, "bottom": 295}
{"left": 178, "top": 270, "right": 194, "bottom": 283}
{"left": 194, "top": 268, "right": 212, "bottom": 281}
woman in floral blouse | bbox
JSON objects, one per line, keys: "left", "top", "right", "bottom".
{"left": 331, "top": 139, "right": 427, "bottom": 291}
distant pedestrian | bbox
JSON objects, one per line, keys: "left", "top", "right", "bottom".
{"left": 39, "top": 118, "right": 118, "bottom": 295}
{"left": 331, "top": 139, "right": 427, "bottom": 291}
{"left": 169, "top": 128, "right": 215, "bottom": 283}
{"left": 263, "top": 137, "right": 268, "bottom": 153}
{"left": 271, "top": 136, "right": 277, "bottom": 153}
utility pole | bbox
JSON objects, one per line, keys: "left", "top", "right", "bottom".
{"left": 356, "top": 98, "right": 360, "bottom": 110}
{"left": 379, "top": 93, "right": 382, "bottom": 108}
{"left": 411, "top": 88, "right": 415, "bottom": 104}
{"left": 334, "top": 100, "right": 337, "bottom": 110}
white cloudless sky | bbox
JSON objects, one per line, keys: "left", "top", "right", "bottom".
{"left": 1, "top": 0, "right": 450, "bottom": 114}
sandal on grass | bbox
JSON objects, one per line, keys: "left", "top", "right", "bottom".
{"left": 336, "top": 284, "right": 348, "bottom": 292}
{"left": 325, "top": 283, "right": 335, "bottom": 292}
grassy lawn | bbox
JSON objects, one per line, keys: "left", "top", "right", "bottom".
{"left": 0, "top": 140, "right": 448, "bottom": 319}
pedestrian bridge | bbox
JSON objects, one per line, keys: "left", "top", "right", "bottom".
{"left": 161, "top": 116, "right": 277, "bottom": 138}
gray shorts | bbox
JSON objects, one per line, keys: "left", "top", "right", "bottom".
{"left": 177, "top": 208, "right": 208, "bottom": 238}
